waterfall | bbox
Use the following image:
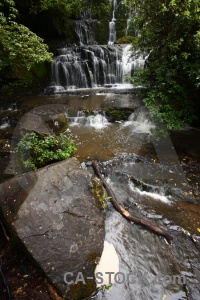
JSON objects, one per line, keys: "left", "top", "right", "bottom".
{"left": 124, "top": 107, "right": 155, "bottom": 133}
{"left": 44, "top": 0, "right": 148, "bottom": 93}
{"left": 75, "top": 20, "right": 95, "bottom": 46}
{"left": 122, "top": 44, "right": 145, "bottom": 79}
{"left": 46, "top": 44, "right": 146, "bottom": 92}
{"left": 48, "top": 45, "right": 124, "bottom": 90}
{"left": 108, "top": 0, "right": 117, "bottom": 45}
{"left": 70, "top": 111, "right": 109, "bottom": 130}
{"left": 74, "top": 7, "right": 96, "bottom": 46}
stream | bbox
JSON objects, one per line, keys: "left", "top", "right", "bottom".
{"left": 0, "top": 91, "right": 200, "bottom": 300}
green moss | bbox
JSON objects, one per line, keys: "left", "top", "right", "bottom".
{"left": 115, "top": 35, "right": 135, "bottom": 44}
{"left": 57, "top": 113, "right": 69, "bottom": 133}
{"left": 90, "top": 177, "right": 107, "bottom": 209}
{"left": 94, "top": 20, "right": 109, "bottom": 45}
{"left": 67, "top": 278, "right": 96, "bottom": 300}
{"left": 105, "top": 107, "right": 135, "bottom": 122}
{"left": 115, "top": 19, "right": 129, "bottom": 40}
{"left": 109, "top": 110, "right": 123, "bottom": 121}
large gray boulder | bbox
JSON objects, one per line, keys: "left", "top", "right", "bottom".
{"left": 17, "top": 112, "right": 54, "bottom": 136}
{"left": 0, "top": 158, "right": 105, "bottom": 299}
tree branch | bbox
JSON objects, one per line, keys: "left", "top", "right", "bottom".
{"left": 92, "top": 161, "right": 173, "bottom": 244}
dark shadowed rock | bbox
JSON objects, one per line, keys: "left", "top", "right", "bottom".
{"left": 18, "top": 112, "right": 54, "bottom": 136}
{"left": 0, "top": 158, "right": 105, "bottom": 299}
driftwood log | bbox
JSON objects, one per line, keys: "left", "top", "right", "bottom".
{"left": 92, "top": 161, "right": 173, "bottom": 244}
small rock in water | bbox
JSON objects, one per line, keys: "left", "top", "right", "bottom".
{"left": 104, "top": 84, "right": 113, "bottom": 88}
{"left": 80, "top": 95, "right": 89, "bottom": 99}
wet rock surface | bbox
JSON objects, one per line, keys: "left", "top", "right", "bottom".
{"left": 0, "top": 158, "right": 105, "bottom": 299}
{"left": 18, "top": 112, "right": 54, "bottom": 136}
{"left": 91, "top": 157, "right": 200, "bottom": 300}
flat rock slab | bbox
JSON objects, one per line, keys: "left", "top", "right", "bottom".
{"left": 17, "top": 112, "right": 54, "bottom": 136}
{"left": 0, "top": 158, "right": 104, "bottom": 299}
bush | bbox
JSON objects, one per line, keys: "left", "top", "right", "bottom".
{"left": 115, "top": 36, "right": 134, "bottom": 44}
{"left": 15, "top": 132, "right": 76, "bottom": 170}
{"left": 129, "top": 0, "right": 200, "bottom": 128}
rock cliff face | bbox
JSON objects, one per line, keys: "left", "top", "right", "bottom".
{"left": 0, "top": 158, "right": 105, "bottom": 299}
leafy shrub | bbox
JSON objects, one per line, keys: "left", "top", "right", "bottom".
{"left": 15, "top": 132, "right": 77, "bottom": 170}
{"left": 128, "top": 0, "right": 200, "bottom": 128}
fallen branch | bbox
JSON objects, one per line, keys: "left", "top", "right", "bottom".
{"left": 92, "top": 161, "right": 173, "bottom": 244}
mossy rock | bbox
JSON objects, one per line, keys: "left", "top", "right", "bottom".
{"left": 66, "top": 108, "right": 78, "bottom": 118}
{"left": 115, "top": 19, "right": 129, "bottom": 40}
{"left": 47, "top": 112, "right": 69, "bottom": 135}
{"left": 90, "top": 177, "right": 107, "bottom": 209}
{"left": 115, "top": 35, "right": 135, "bottom": 44}
{"left": 105, "top": 107, "right": 135, "bottom": 122}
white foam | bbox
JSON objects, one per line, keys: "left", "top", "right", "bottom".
{"left": 86, "top": 114, "right": 109, "bottom": 130}
{"left": 0, "top": 118, "right": 10, "bottom": 129}
{"left": 129, "top": 182, "right": 171, "bottom": 204}
{"left": 70, "top": 112, "right": 109, "bottom": 130}
{"left": 124, "top": 110, "right": 155, "bottom": 134}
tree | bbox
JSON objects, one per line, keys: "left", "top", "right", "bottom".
{"left": 0, "top": 0, "right": 52, "bottom": 81}
{"left": 82, "top": 0, "right": 111, "bottom": 19}
{"left": 129, "top": 0, "right": 200, "bottom": 128}
{"left": 22, "top": 0, "right": 82, "bottom": 18}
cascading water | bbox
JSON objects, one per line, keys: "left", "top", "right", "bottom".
{"left": 69, "top": 111, "right": 109, "bottom": 130}
{"left": 0, "top": 117, "right": 10, "bottom": 129}
{"left": 45, "top": 0, "right": 147, "bottom": 93}
{"left": 124, "top": 107, "right": 155, "bottom": 134}
{"left": 75, "top": 21, "right": 96, "bottom": 46}
{"left": 74, "top": 8, "right": 96, "bottom": 46}
{"left": 122, "top": 44, "right": 145, "bottom": 79}
{"left": 46, "top": 44, "right": 145, "bottom": 92}
{"left": 48, "top": 45, "right": 122, "bottom": 91}
{"left": 108, "top": 0, "right": 117, "bottom": 45}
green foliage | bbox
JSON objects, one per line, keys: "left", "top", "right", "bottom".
{"left": 15, "top": 132, "right": 77, "bottom": 170}
{"left": 90, "top": 177, "right": 107, "bottom": 209}
{"left": 115, "top": 35, "right": 135, "bottom": 44}
{"left": 129, "top": 0, "right": 200, "bottom": 128}
{"left": 82, "top": 0, "right": 111, "bottom": 19}
{"left": 0, "top": 23, "right": 52, "bottom": 71}
{"left": 16, "top": 0, "right": 111, "bottom": 20}
{"left": 26, "top": 0, "right": 82, "bottom": 19}
{"left": 103, "top": 283, "right": 113, "bottom": 291}
{"left": 0, "top": 0, "right": 52, "bottom": 82}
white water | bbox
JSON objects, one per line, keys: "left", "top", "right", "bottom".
{"left": 108, "top": 0, "right": 117, "bottom": 45}
{"left": 69, "top": 107, "right": 155, "bottom": 133}
{"left": 87, "top": 114, "right": 110, "bottom": 130}
{"left": 75, "top": 20, "right": 95, "bottom": 46}
{"left": 129, "top": 182, "right": 171, "bottom": 204}
{"left": 123, "top": 108, "right": 155, "bottom": 134}
{"left": 122, "top": 44, "right": 145, "bottom": 79}
{"left": 70, "top": 111, "right": 110, "bottom": 130}
{"left": 0, "top": 117, "right": 10, "bottom": 129}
